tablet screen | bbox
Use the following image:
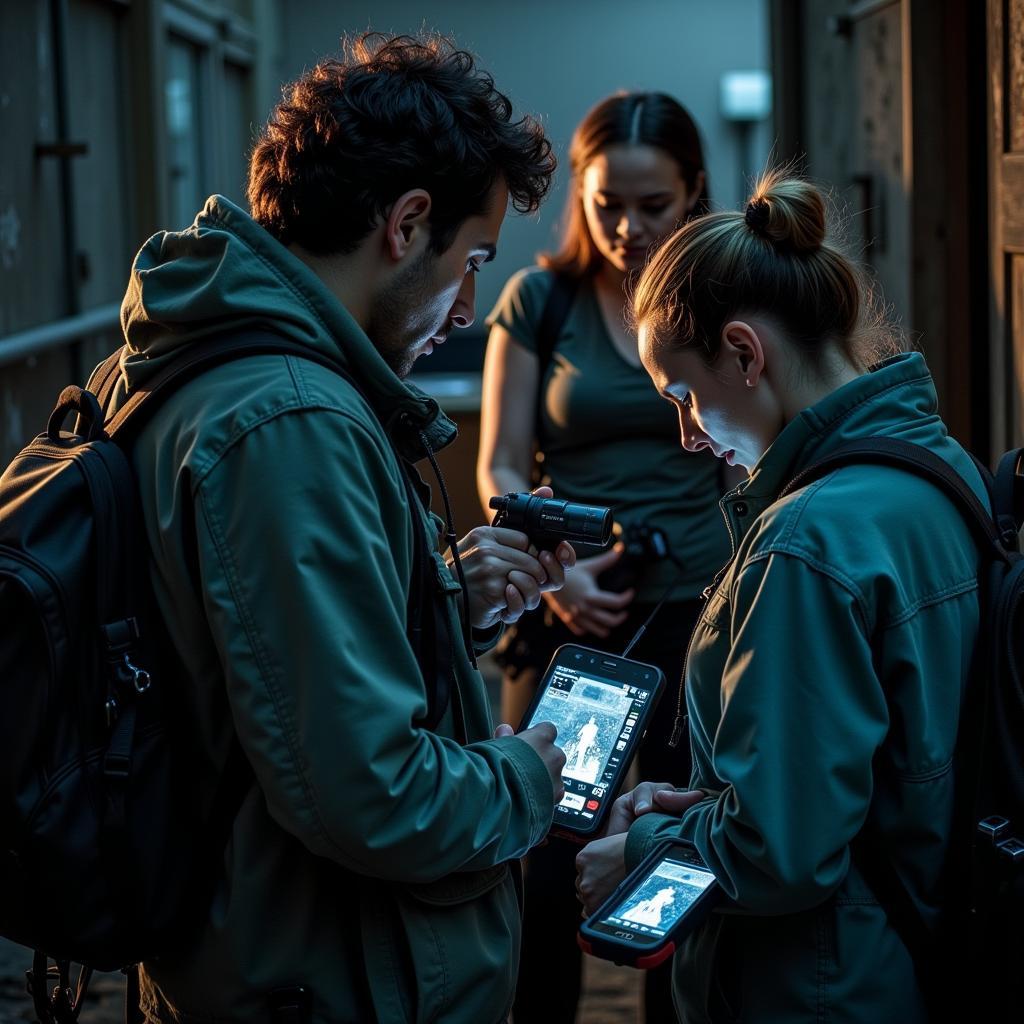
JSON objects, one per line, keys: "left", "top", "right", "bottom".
{"left": 526, "top": 659, "right": 656, "bottom": 828}
{"left": 600, "top": 856, "right": 717, "bottom": 939}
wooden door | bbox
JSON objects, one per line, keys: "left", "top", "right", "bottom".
{"left": 988, "top": 0, "right": 1024, "bottom": 453}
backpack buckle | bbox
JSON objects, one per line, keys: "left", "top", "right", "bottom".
{"left": 996, "top": 514, "right": 1020, "bottom": 552}
{"left": 101, "top": 620, "right": 153, "bottom": 697}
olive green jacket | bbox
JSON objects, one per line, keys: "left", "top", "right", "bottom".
{"left": 626, "top": 353, "right": 984, "bottom": 1023}
{"left": 109, "top": 196, "right": 555, "bottom": 1023}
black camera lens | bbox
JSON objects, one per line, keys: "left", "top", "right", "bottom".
{"left": 488, "top": 492, "right": 613, "bottom": 549}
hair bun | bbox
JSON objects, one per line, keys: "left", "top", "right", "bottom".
{"left": 745, "top": 198, "right": 771, "bottom": 233}
{"left": 744, "top": 174, "right": 826, "bottom": 255}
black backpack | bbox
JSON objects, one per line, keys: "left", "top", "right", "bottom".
{"left": 781, "top": 436, "right": 1024, "bottom": 1017}
{"left": 0, "top": 333, "right": 451, "bottom": 1023}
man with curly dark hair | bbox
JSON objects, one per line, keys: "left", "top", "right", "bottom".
{"left": 108, "top": 33, "right": 568, "bottom": 1023}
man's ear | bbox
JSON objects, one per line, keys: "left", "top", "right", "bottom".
{"left": 685, "top": 171, "right": 706, "bottom": 213}
{"left": 384, "top": 189, "right": 432, "bottom": 261}
{"left": 720, "top": 320, "right": 766, "bottom": 386}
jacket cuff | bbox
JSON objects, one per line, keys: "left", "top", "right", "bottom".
{"left": 492, "top": 734, "right": 555, "bottom": 843}
{"left": 625, "top": 812, "right": 678, "bottom": 870}
{"left": 472, "top": 621, "right": 504, "bottom": 654}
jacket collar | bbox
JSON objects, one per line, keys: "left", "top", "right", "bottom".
{"left": 721, "top": 352, "right": 939, "bottom": 535}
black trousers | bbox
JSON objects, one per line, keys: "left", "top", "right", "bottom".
{"left": 506, "top": 599, "right": 699, "bottom": 1024}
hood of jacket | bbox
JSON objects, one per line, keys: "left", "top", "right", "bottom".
{"left": 118, "top": 194, "right": 456, "bottom": 459}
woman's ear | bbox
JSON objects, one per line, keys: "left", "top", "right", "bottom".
{"left": 384, "top": 189, "right": 432, "bottom": 261}
{"left": 685, "top": 170, "right": 706, "bottom": 213}
{"left": 719, "top": 320, "right": 765, "bottom": 387}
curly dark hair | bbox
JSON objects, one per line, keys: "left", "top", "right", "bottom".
{"left": 248, "top": 33, "right": 556, "bottom": 255}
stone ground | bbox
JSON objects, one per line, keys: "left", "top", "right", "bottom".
{"left": 0, "top": 940, "right": 123, "bottom": 1023}
{"left": 0, "top": 937, "right": 642, "bottom": 1023}
{"left": 0, "top": 654, "right": 644, "bottom": 1024}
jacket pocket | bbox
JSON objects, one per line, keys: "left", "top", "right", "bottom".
{"left": 406, "top": 863, "right": 510, "bottom": 906}
{"left": 829, "top": 891, "right": 927, "bottom": 1023}
{"left": 361, "top": 867, "right": 518, "bottom": 1024}
{"left": 675, "top": 913, "right": 743, "bottom": 1024}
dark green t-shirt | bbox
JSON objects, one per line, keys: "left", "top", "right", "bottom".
{"left": 487, "top": 267, "right": 731, "bottom": 600}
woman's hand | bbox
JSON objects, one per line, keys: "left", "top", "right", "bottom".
{"left": 604, "top": 782, "right": 706, "bottom": 836}
{"left": 575, "top": 833, "right": 628, "bottom": 916}
{"left": 542, "top": 545, "right": 635, "bottom": 637}
{"left": 577, "top": 786, "right": 709, "bottom": 916}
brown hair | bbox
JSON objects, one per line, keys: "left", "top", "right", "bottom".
{"left": 248, "top": 33, "right": 556, "bottom": 256}
{"left": 633, "top": 168, "right": 900, "bottom": 367}
{"left": 539, "top": 92, "right": 710, "bottom": 278}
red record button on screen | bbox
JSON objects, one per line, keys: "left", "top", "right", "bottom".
{"left": 586, "top": 799, "right": 600, "bottom": 811}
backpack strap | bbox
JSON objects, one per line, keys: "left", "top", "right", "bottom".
{"left": 101, "top": 333, "right": 353, "bottom": 440}
{"left": 535, "top": 271, "right": 581, "bottom": 377}
{"left": 531, "top": 272, "right": 580, "bottom": 475}
{"left": 993, "top": 448, "right": 1024, "bottom": 545}
{"left": 93, "top": 330, "right": 453, "bottom": 730}
{"left": 780, "top": 436, "right": 1009, "bottom": 559}
{"left": 90, "top": 349, "right": 124, "bottom": 410}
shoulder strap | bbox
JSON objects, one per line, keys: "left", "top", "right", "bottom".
{"left": 780, "top": 436, "right": 1010, "bottom": 559}
{"left": 534, "top": 271, "right": 580, "bottom": 379}
{"left": 531, "top": 273, "right": 580, "bottom": 476}
{"left": 102, "top": 331, "right": 353, "bottom": 440}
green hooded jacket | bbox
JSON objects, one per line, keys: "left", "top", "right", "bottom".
{"left": 625, "top": 353, "right": 984, "bottom": 1023}
{"left": 108, "top": 196, "right": 555, "bottom": 1023}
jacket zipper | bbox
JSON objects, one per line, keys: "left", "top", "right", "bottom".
{"left": 668, "top": 499, "right": 739, "bottom": 749}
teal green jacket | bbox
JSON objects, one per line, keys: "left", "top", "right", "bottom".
{"left": 625, "top": 353, "right": 983, "bottom": 1023}
{"left": 108, "top": 196, "right": 555, "bottom": 1023}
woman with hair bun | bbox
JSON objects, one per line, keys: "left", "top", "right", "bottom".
{"left": 576, "top": 169, "right": 984, "bottom": 1022}
{"left": 478, "top": 92, "right": 731, "bottom": 1023}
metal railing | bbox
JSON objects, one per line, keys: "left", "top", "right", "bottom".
{"left": 0, "top": 304, "right": 120, "bottom": 369}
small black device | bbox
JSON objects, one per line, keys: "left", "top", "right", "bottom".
{"left": 489, "top": 492, "right": 613, "bottom": 550}
{"left": 596, "top": 521, "right": 672, "bottom": 593}
{"left": 517, "top": 644, "right": 664, "bottom": 839}
{"left": 578, "top": 839, "right": 722, "bottom": 968}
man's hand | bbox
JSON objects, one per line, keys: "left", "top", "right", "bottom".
{"left": 604, "top": 782, "right": 707, "bottom": 836}
{"left": 575, "top": 833, "right": 628, "bottom": 916}
{"left": 452, "top": 487, "right": 575, "bottom": 629}
{"left": 495, "top": 720, "right": 565, "bottom": 804}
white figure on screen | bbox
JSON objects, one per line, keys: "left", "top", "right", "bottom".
{"left": 569, "top": 716, "right": 599, "bottom": 772}
{"left": 622, "top": 887, "right": 676, "bottom": 927}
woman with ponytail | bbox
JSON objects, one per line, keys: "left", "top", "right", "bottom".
{"left": 577, "top": 170, "right": 983, "bottom": 1022}
{"left": 478, "top": 93, "right": 730, "bottom": 1023}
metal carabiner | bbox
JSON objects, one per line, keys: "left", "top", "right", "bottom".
{"left": 123, "top": 653, "right": 152, "bottom": 694}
